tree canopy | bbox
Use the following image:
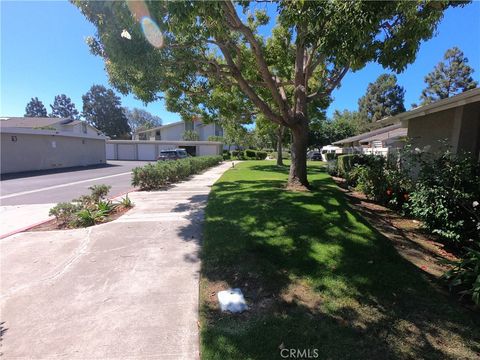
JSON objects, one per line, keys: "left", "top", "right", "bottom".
{"left": 24, "top": 97, "right": 47, "bottom": 117}
{"left": 419, "top": 46, "right": 478, "bottom": 105}
{"left": 49, "top": 94, "right": 80, "bottom": 119}
{"left": 123, "top": 107, "right": 162, "bottom": 134}
{"left": 73, "top": 0, "right": 465, "bottom": 187}
{"left": 309, "top": 110, "right": 362, "bottom": 148}
{"left": 82, "top": 84, "right": 131, "bottom": 138}
{"left": 358, "top": 74, "right": 405, "bottom": 122}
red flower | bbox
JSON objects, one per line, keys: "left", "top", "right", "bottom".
{"left": 403, "top": 193, "right": 409, "bottom": 201}
{"left": 386, "top": 189, "right": 393, "bottom": 196}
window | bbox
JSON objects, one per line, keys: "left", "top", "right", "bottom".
{"left": 82, "top": 122, "right": 87, "bottom": 134}
{"left": 155, "top": 130, "right": 161, "bottom": 140}
{"left": 139, "top": 133, "right": 147, "bottom": 140}
{"left": 214, "top": 124, "right": 223, "bottom": 137}
{"left": 185, "top": 120, "right": 194, "bottom": 131}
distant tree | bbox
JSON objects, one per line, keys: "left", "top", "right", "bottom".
{"left": 49, "top": 94, "right": 80, "bottom": 119}
{"left": 123, "top": 107, "right": 162, "bottom": 134}
{"left": 24, "top": 97, "right": 47, "bottom": 117}
{"left": 255, "top": 116, "right": 289, "bottom": 165}
{"left": 309, "top": 110, "right": 362, "bottom": 148}
{"left": 82, "top": 85, "right": 131, "bottom": 138}
{"left": 358, "top": 74, "right": 405, "bottom": 122}
{"left": 419, "top": 47, "right": 478, "bottom": 105}
{"left": 182, "top": 129, "right": 199, "bottom": 141}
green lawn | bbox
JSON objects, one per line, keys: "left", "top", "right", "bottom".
{"left": 200, "top": 161, "right": 480, "bottom": 360}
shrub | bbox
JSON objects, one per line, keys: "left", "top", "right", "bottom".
{"left": 337, "top": 154, "right": 362, "bottom": 178}
{"left": 223, "top": 150, "right": 231, "bottom": 160}
{"left": 406, "top": 150, "right": 480, "bottom": 245}
{"left": 49, "top": 202, "right": 82, "bottom": 225}
{"left": 268, "top": 151, "right": 291, "bottom": 160}
{"left": 119, "top": 194, "right": 134, "bottom": 208}
{"left": 245, "top": 149, "right": 256, "bottom": 159}
{"left": 255, "top": 151, "right": 268, "bottom": 160}
{"left": 231, "top": 150, "right": 245, "bottom": 160}
{"left": 132, "top": 155, "right": 223, "bottom": 190}
{"left": 326, "top": 161, "right": 338, "bottom": 176}
{"left": 443, "top": 246, "right": 480, "bottom": 305}
{"left": 89, "top": 184, "right": 111, "bottom": 202}
{"left": 208, "top": 135, "right": 224, "bottom": 142}
{"left": 75, "top": 208, "right": 107, "bottom": 227}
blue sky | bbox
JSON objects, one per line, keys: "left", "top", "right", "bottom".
{"left": 1, "top": 1, "right": 479, "bottom": 124}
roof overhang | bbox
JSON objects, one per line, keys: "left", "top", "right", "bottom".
{"left": 0, "top": 127, "right": 107, "bottom": 140}
{"left": 377, "top": 87, "right": 480, "bottom": 125}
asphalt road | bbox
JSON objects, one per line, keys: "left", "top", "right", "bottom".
{"left": 0, "top": 161, "right": 153, "bottom": 206}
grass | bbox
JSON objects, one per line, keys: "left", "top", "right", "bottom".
{"left": 200, "top": 161, "right": 480, "bottom": 360}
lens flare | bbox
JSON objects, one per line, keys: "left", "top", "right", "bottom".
{"left": 140, "top": 16, "right": 163, "bottom": 48}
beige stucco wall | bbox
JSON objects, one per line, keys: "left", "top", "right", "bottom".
{"left": 407, "top": 103, "right": 480, "bottom": 159}
{"left": 1, "top": 132, "right": 106, "bottom": 174}
{"left": 161, "top": 123, "right": 185, "bottom": 140}
{"left": 457, "top": 102, "right": 480, "bottom": 157}
{"left": 407, "top": 108, "right": 456, "bottom": 152}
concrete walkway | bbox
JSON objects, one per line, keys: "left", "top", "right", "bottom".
{"left": 0, "top": 162, "right": 232, "bottom": 359}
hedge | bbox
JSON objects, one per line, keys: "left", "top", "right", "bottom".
{"left": 337, "top": 154, "right": 362, "bottom": 178}
{"left": 228, "top": 150, "right": 268, "bottom": 160}
{"left": 131, "top": 155, "right": 223, "bottom": 190}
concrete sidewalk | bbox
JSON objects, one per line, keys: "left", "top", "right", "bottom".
{"left": 0, "top": 162, "right": 232, "bottom": 359}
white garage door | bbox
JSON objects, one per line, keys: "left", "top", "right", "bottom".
{"left": 138, "top": 144, "right": 156, "bottom": 160}
{"left": 117, "top": 144, "right": 136, "bottom": 160}
{"left": 198, "top": 144, "right": 218, "bottom": 156}
{"left": 106, "top": 143, "right": 115, "bottom": 160}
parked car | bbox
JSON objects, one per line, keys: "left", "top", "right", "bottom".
{"left": 157, "top": 149, "right": 189, "bottom": 161}
{"left": 310, "top": 152, "right": 322, "bottom": 161}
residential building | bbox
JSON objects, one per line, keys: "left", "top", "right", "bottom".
{"left": 133, "top": 119, "right": 223, "bottom": 141}
{"left": 333, "top": 88, "right": 480, "bottom": 160}
{"left": 379, "top": 87, "right": 480, "bottom": 160}
{"left": 0, "top": 117, "right": 106, "bottom": 174}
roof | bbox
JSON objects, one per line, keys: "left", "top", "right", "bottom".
{"left": 135, "top": 120, "right": 184, "bottom": 134}
{"left": 0, "top": 117, "right": 77, "bottom": 128}
{"left": 359, "top": 127, "right": 407, "bottom": 144}
{"left": 377, "top": 87, "right": 480, "bottom": 125}
{"left": 332, "top": 123, "right": 403, "bottom": 145}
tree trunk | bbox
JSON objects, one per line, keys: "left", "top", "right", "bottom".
{"left": 276, "top": 126, "right": 284, "bottom": 166}
{"left": 288, "top": 120, "right": 309, "bottom": 189}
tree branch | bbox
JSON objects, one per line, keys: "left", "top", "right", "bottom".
{"left": 215, "top": 38, "right": 286, "bottom": 126}
{"left": 307, "top": 66, "right": 349, "bottom": 101}
{"left": 221, "top": 1, "right": 291, "bottom": 121}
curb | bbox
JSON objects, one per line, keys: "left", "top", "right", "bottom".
{"left": 0, "top": 188, "right": 137, "bottom": 240}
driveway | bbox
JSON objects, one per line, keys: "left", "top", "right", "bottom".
{"left": 0, "top": 161, "right": 231, "bottom": 359}
{"left": 0, "top": 161, "right": 152, "bottom": 237}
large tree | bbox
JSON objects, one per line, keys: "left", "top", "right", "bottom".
{"left": 358, "top": 74, "right": 405, "bottom": 122}
{"left": 123, "top": 107, "right": 162, "bottom": 134}
{"left": 74, "top": 1, "right": 464, "bottom": 188}
{"left": 82, "top": 85, "right": 131, "bottom": 138}
{"left": 24, "top": 97, "right": 47, "bottom": 117}
{"left": 50, "top": 94, "right": 80, "bottom": 119}
{"left": 419, "top": 46, "right": 478, "bottom": 105}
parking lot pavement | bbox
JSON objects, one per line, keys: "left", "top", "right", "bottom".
{"left": 0, "top": 160, "right": 152, "bottom": 206}
{"left": 0, "top": 161, "right": 152, "bottom": 238}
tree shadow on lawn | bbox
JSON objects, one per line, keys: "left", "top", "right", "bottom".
{"left": 177, "top": 166, "right": 480, "bottom": 359}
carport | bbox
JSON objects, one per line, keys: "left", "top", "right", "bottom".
{"left": 106, "top": 140, "right": 223, "bottom": 160}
